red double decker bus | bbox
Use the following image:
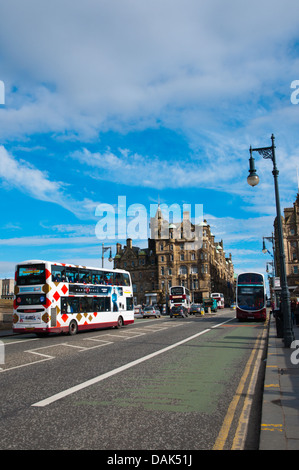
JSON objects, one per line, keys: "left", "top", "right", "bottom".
{"left": 236, "top": 272, "right": 266, "bottom": 321}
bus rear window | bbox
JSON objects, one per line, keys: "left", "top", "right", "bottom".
{"left": 17, "top": 264, "right": 46, "bottom": 285}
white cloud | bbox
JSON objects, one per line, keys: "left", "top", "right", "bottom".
{"left": 207, "top": 214, "right": 274, "bottom": 245}
{"left": 0, "top": 146, "right": 101, "bottom": 219}
{"left": 0, "top": 145, "right": 63, "bottom": 200}
{"left": 71, "top": 146, "right": 242, "bottom": 191}
{"left": 0, "top": 0, "right": 298, "bottom": 140}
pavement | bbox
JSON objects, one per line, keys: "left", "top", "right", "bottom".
{"left": 1, "top": 315, "right": 299, "bottom": 450}
{"left": 259, "top": 314, "right": 299, "bottom": 450}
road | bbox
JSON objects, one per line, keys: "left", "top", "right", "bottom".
{"left": 0, "top": 308, "right": 268, "bottom": 454}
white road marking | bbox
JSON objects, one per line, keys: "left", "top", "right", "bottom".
{"left": 32, "top": 326, "right": 219, "bottom": 407}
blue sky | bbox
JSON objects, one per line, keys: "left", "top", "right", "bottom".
{"left": 0, "top": 0, "right": 299, "bottom": 286}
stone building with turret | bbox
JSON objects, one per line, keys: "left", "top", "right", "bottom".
{"left": 114, "top": 208, "right": 234, "bottom": 306}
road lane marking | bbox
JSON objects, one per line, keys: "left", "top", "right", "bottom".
{"left": 0, "top": 320, "right": 184, "bottom": 372}
{"left": 32, "top": 318, "right": 236, "bottom": 407}
{"left": 213, "top": 334, "right": 261, "bottom": 450}
{"left": 32, "top": 327, "right": 215, "bottom": 407}
{"left": 231, "top": 319, "right": 268, "bottom": 450}
{"left": 213, "top": 319, "right": 268, "bottom": 450}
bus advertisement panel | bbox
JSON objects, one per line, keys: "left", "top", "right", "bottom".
{"left": 13, "top": 260, "right": 134, "bottom": 335}
{"left": 236, "top": 272, "right": 266, "bottom": 321}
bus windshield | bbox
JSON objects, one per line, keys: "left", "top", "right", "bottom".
{"left": 17, "top": 264, "right": 46, "bottom": 285}
{"left": 237, "top": 286, "right": 265, "bottom": 311}
{"left": 15, "top": 293, "right": 47, "bottom": 306}
{"left": 170, "top": 287, "right": 184, "bottom": 296}
{"left": 237, "top": 273, "right": 263, "bottom": 285}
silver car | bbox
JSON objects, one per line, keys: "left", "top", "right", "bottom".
{"left": 143, "top": 306, "right": 161, "bottom": 318}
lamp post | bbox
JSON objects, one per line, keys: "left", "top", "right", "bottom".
{"left": 247, "top": 134, "right": 294, "bottom": 347}
{"left": 262, "top": 234, "right": 277, "bottom": 307}
{"left": 101, "top": 243, "right": 113, "bottom": 268}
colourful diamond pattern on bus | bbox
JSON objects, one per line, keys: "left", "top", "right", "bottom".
{"left": 53, "top": 291, "right": 60, "bottom": 302}
{"left": 13, "top": 260, "right": 134, "bottom": 334}
{"left": 61, "top": 284, "right": 68, "bottom": 295}
{"left": 45, "top": 269, "right": 51, "bottom": 280}
{"left": 61, "top": 314, "right": 68, "bottom": 323}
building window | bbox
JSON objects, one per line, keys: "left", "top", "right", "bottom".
{"left": 180, "top": 253, "right": 185, "bottom": 261}
{"left": 161, "top": 255, "right": 164, "bottom": 262}
{"left": 179, "top": 265, "right": 187, "bottom": 275}
{"left": 160, "top": 243, "right": 164, "bottom": 251}
{"left": 294, "top": 266, "right": 298, "bottom": 274}
{"left": 161, "top": 266, "right": 164, "bottom": 275}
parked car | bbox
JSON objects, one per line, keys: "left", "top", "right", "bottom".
{"left": 134, "top": 305, "right": 144, "bottom": 317}
{"left": 143, "top": 305, "right": 161, "bottom": 318}
{"left": 190, "top": 303, "right": 202, "bottom": 315}
{"left": 170, "top": 305, "right": 187, "bottom": 318}
{"left": 203, "top": 297, "right": 218, "bottom": 313}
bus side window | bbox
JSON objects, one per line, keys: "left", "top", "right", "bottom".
{"left": 123, "top": 273, "right": 130, "bottom": 286}
{"left": 126, "top": 297, "right": 133, "bottom": 310}
{"left": 78, "top": 269, "right": 89, "bottom": 284}
{"left": 52, "top": 266, "right": 63, "bottom": 282}
{"left": 114, "top": 273, "right": 123, "bottom": 285}
{"left": 65, "top": 268, "right": 77, "bottom": 283}
{"left": 105, "top": 297, "right": 111, "bottom": 311}
{"left": 61, "top": 298, "right": 67, "bottom": 314}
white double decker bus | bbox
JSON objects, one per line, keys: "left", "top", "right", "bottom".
{"left": 169, "top": 286, "right": 191, "bottom": 312}
{"left": 13, "top": 260, "right": 134, "bottom": 335}
{"left": 211, "top": 293, "right": 225, "bottom": 309}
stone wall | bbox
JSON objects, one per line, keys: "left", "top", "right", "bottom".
{"left": 0, "top": 300, "right": 13, "bottom": 329}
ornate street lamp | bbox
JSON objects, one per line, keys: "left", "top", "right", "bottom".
{"left": 247, "top": 134, "right": 294, "bottom": 347}
{"left": 101, "top": 243, "right": 113, "bottom": 268}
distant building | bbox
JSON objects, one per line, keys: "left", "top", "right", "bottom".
{"left": 274, "top": 192, "right": 299, "bottom": 294}
{"left": 0, "top": 279, "right": 14, "bottom": 299}
{"left": 114, "top": 208, "right": 234, "bottom": 306}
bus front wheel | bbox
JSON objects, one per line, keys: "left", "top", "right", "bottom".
{"left": 68, "top": 320, "right": 78, "bottom": 335}
{"left": 115, "top": 316, "right": 123, "bottom": 329}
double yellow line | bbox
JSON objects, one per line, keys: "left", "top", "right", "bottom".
{"left": 213, "top": 319, "right": 269, "bottom": 450}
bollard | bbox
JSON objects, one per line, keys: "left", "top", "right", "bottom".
{"left": 274, "top": 309, "right": 283, "bottom": 338}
